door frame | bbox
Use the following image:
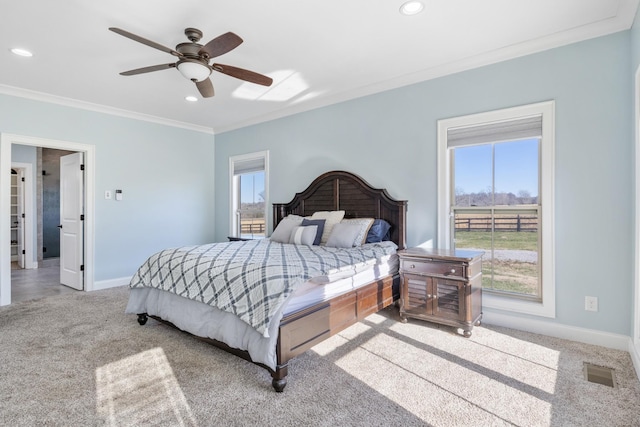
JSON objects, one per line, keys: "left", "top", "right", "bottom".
{"left": 0, "top": 133, "right": 95, "bottom": 305}
{"left": 634, "top": 65, "right": 640, "bottom": 376}
{"left": 10, "top": 162, "right": 33, "bottom": 269}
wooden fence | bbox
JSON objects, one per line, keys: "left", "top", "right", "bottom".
{"left": 240, "top": 219, "right": 266, "bottom": 235}
{"left": 455, "top": 215, "right": 538, "bottom": 232}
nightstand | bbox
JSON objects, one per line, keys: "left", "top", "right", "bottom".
{"left": 398, "top": 247, "right": 483, "bottom": 337}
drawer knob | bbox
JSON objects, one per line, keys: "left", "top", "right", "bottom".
{"left": 450, "top": 269, "right": 456, "bottom": 273}
{"left": 410, "top": 264, "right": 415, "bottom": 269}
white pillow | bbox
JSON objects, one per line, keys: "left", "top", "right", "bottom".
{"left": 270, "top": 215, "right": 303, "bottom": 243}
{"left": 325, "top": 223, "right": 362, "bottom": 248}
{"left": 341, "top": 218, "right": 374, "bottom": 246}
{"left": 289, "top": 225, "right": 318, "bottom": 246}
{"left": 311, "top": 210, "right": 345, "bottom": 245}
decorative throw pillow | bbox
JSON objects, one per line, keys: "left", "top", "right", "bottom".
{"left": 341, "top": 218, "right": 374, "bottom": 246}
{"left": 325, "top": 223, "right": 363, "bottom": 248}
{"left": 366, "top": 219, "right": 392, "bottom": 243}
{"left": 270, "top": 215, "right": 304, "bottom": 243}
{"left": 311, "top": 210, "right": 345, "bottom": 245}
{"left": 289, "top": 225, "right": 318, "bottom": 246}
{"left": 301, "top": 219, "right": 325, "bottom": 245}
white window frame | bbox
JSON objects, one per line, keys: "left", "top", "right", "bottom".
{"left": 229, "top": 151, "right": 269, "bottom": 238}
{"left": 437, "top": 101, "right": 555, "bottom": 318}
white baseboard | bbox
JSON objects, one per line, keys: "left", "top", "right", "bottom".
{"left": 92, "top": 276, "right": 131, "bottom": 291}
{"left": 482, "top": 310, "right": 631, "bottom": 351}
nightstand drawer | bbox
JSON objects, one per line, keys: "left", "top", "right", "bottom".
{"left": 400, "top": 259, "right": 464, "bottom": 278}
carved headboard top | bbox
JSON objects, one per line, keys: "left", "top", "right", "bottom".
{"left": 272, "top": 170, "right": 407, "bottom": 249}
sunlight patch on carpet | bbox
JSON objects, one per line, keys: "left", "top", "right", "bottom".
{"left": 333, "top": 329, "right": 557, "bottom": 425}
{"left": 96, "top": 347, "right": 197, "bottom": 427}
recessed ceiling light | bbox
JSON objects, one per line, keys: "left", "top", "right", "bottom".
{"left": 10, "top": 48, "right": 33, "bottom": 57}
{"left": 185, "top": 96, "right": 198, "bottom": 102}
{"left": 400, "top": 1, "right": 424, "bottom": 15}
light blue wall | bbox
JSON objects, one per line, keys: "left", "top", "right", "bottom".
{"left": 215, "top": 31, "right": 633, "bottom": 335}
{"left": 0, "top": 94, "right": 216, "bottom": 281}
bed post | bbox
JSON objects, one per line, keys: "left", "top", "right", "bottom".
{"left": 271, "top": 364, "right": 288, "bottom": 392}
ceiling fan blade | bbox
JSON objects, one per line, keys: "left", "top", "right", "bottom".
{"left": 196, "top": 78, "right": 215, "bottom": 98}
{"left": 109, "top": 27, "right": 183, "bottom": 57}
{"left": 119, "top": 63, "right": 176, "bottom": 76}
{"left": 212, "top": 63, "right": 273, "bottom": 86}
{"left": 199, "top": 32, "right": 243, "bottom": 59}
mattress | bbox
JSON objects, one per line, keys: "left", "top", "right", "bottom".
{"left": 125, "top": 251, "right": 398, "bottom": 370}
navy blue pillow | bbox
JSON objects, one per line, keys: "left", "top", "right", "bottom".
{"left": 366, "top": 219, "right": 391, "bottom": 243}
{"left": 301, "top": 219, "right": 325, "bottom": 245}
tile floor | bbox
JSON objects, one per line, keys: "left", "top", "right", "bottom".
{"left": 11, "top": 259, "right": 78, "bottom": 303}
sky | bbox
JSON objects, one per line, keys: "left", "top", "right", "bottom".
{"left": 454, "top": 138, "right": 539, "bottom": 196}
{"left": 240, "top": 171, "right": 265, "bottom": 203}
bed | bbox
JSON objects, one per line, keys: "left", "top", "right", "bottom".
{"left": 126, "top": 170, "right": 407, "bottom": 392}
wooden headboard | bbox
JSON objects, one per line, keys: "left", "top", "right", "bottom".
{"left": 273, "top": 170, "right": 407, "bottom": 249}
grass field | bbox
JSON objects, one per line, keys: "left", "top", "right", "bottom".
{"left": 454, "top": 230, "right": 537, "bottom": 251}
{"left": 454, "top": 231, "right": 539, "bottom": 296}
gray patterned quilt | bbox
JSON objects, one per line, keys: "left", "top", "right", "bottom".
{"left": 129, "top": 239, "right": 398, "bottom": 336}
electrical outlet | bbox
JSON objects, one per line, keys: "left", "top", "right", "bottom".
{"left": 105, "top": 190, "right": 112, "bottom": 200}
{"left": 585, "top": 296, "right": 598, "bottom": 312}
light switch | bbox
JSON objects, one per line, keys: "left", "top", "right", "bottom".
{"left": 105, "top": 190, "right": 112, "bottom": 200}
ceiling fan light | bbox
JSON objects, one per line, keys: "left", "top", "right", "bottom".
{"left": 177, "top": 61, "right": 211, "bottom": 82}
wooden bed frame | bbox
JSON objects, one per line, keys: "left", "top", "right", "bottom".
{"left": 139, "top": 170, "right": 407, "bottom": 392}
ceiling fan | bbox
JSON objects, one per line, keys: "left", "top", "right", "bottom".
{"left": 109, "top": 27, "right": 273, "bottom": 98}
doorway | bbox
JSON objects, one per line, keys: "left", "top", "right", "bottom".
{"left": 0, "top": 133, "right": 95, "bottom": 306}
{"left": 10, "top": 148, "right": 81, "bottom": 300}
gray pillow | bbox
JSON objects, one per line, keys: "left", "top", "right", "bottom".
{"left": 289, "top": 225, "right": 318, "bottom": 246}
{"left": 270, "top": 215, "right": 303, "bottom": 243}
{"left": 325, "top": 223, "right": 362, "bottom": 248}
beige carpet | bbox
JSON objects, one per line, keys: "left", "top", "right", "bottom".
{"left": 1, "top": 286, "right": 639, "bottom": 426}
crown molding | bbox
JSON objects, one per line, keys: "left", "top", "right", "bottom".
{"left": 0, "top": 84, "right": 214, "bottom": 135}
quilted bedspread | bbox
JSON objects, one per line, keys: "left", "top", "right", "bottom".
{"left": 129, "top": 239, "right": 397, "bottom": 336}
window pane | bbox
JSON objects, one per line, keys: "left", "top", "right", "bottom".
{"left": 494, "top": 138, "right": 539, "bottom": 206}
{"left": 454, "top": 210, "right": 539, "bottom": 298}
{"left": 238, "top": 171, "right": 265, "bottom": 238}
{"left": 453, "top": 144, "right": 493, "bottom": 207}
{"left": 489, "top": 211, "right": 539, "bottom": 296}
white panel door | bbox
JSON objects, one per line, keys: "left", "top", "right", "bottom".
{"left": 60, "top": 152, "right": 84, "bottom": 290}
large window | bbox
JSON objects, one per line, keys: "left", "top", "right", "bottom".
{"left": 437, "top": 102, "right": 555, "bottom": 317}
{"left": 229, "top": 151, "right": 268, "bottom": 239}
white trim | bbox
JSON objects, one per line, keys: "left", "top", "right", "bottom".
{"left": 0, "top": 84, "right": 214, "bottom": 135}
{"left": 1, "top": 133, "right": 96, "bottom": 306}
{"left": 93, "top": 276, "right": 131, "bottom": 291}
{"left": 634, "top": 64, "right": 640, "bottom": 380}
{"left": 10, "top": 162, "right": 35, "bottom": 269}
{"left": 437, "top": 101, "right": 555, "bottom": 318}
{"left": 228, "top": 150, "right": 270, "bottom": 237}
{"left": 483, "top": 310, "right": 631, "bottom": 352}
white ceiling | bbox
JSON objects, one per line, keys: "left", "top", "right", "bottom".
{"left": 0, "top": 0, "right": 637, "bottom": 134}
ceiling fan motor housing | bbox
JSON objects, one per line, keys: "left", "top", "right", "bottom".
{"left": 184, "top": 28, "right": 203, "bottom": 42}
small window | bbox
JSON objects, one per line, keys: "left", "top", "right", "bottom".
{"left": 229, "top": 151, "right": 268, "bottom": 239}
